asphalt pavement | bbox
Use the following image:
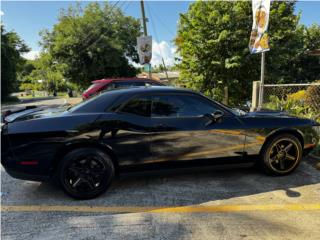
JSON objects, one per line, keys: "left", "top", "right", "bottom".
{"left": 1, "top": 158, "right": 320, "bottom": 240}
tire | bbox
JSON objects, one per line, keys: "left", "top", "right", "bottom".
{"left": 260, "top": 134, "right": 302, "bottom": 176}
{"left": 57, "top": 148, "right": 115, "bottom": 199}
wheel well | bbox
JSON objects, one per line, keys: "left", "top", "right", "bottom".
{"left": 260, "top": 129, "right": 304, "bottom": 155}
{"left": 51, "top": 142, "right": 119, "bottom": 176}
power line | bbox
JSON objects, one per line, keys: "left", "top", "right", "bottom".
{"left": 122, "top": 1, "right": 132, "bottom": 13}
{"left": 118, "top": 1, "right": 127, "bottom": 11}
{"left": 146, "top": 2, "right": 169, "bottom": 79}
{"left": 78, "top": 0, "right": 121, "bottom": 54}
{"left": 146, "top": 2, "right": 176, "bottom": 38}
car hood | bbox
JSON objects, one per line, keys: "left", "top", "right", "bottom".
{"left": 4, "top": 106, "right": 67, "bottom": 123}
{"left": 241, "top": 109, "right": 319, "bottom": 127}
{"left": 245, "top": 109, "right": 289, "bottom": 118}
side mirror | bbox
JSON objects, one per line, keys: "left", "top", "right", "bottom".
{"left": 212, "top": 110, "right": 224, "bottom": 120}
{"left": 203, "top": 110, "right": 224, "bottom": 126}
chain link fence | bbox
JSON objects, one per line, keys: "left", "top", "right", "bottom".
{"left": 261, "top": 82, "right": 320, "bottom": 122}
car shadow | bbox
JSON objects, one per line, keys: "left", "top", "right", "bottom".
{"left": 2, "top": 159, "right": 318, "bottom": 208}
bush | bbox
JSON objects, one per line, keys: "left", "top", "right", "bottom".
{"left": 305, "top": 80, "right": 320, "bottom": 113}
{"left": 265, "top": 92, "right": 320, "bottom": 123}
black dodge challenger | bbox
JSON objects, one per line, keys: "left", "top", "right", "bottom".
{"left": 1, "top": 87, "right": 319, "bottom": 199}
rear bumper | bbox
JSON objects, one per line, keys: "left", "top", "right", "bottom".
{"left": 3, "top": 167, "right": 50, "bottom": 182}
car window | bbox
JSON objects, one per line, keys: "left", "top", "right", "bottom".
{"left": 114, "top": 81, "right": 143, "bottom": 88}
{"left": 151, "top": 94, "right": 218, "bottom": 118}
{"left": 120, "top": 96, "right": 151, "bottom": 117}
{"left": 85, "top": 82, "right": 104, "bottom": 91}
{"left": 147, "top": 81, "right": 163, "bottom": 86}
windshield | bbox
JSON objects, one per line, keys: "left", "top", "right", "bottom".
{"left": 67, "top": 93, "right": 101, "bottom": 112}
{"left": 230, "top": 108, "right": 247, "bottom": 116}
{"left": 199, "top": 93, "right": 247, "bottom": 116}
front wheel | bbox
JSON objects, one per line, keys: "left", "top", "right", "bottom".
{"left": 58, "top": 148, "right": 114, "bottom": 199}
{"left": 260, "top": 134, "right": 302, "bottom": 176}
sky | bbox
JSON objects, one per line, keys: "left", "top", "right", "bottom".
{"left": 1, "top": 0, "right": 320, "bottom": 66}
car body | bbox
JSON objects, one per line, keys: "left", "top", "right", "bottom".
{"left": 82, "top": 78, "right": 164, "bottom": 100}
{"left": 2, "top": 87, "right": 319, "bottom": 199}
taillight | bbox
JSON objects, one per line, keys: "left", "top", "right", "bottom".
{"left": 19, "top": 161, "right": 39, "bottom": 165}
{"left": 2, "top": 110, "right": 12, "bottom": 123}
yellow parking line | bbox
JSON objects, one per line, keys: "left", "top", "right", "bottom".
{"left": 150, "top": 204, "right": 320, "bottom": 213}
{"left": 1, "top": 204, "right": 320, "bottom": 213}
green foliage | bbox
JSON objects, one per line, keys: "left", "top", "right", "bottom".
{"left": 1, "top": 26, "right": 30, "bottom": 100}
{"left": 265, "top": 92, "right": 320, "bottom": 122}
{"left": 305, "top": 80, "right": 320, "bottom": 113}
{"left": 40, "top": 2, "right": 141, "bottom": 88}
{"left": 19, "top": 53, "right": 67, "bottom": 93}
{"left": 176, "top": 0, "right": 320, "bottom": 105}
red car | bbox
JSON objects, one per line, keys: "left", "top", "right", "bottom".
{"left": 82, "top": 78, "right": 165, "bottom": 100}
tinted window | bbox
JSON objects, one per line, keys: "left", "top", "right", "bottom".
{"left": 121, "top": 96, "right": 151, "bottom": 117}
{"left": 85, "top": 83, "right": 104, "bottom": 91}
{"left": 147, "top": 81, "right": 163, "bottom": 86}
{"left": 114, "top": 81, "right": 145, "bottom": 88}
{"left": 152, "top": 94, "right": 217, "bottom": 118}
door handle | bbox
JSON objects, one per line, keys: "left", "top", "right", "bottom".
{"left": 66, "top": 129, "right": 79, "bottom": 133}
{"left": 156, "top": 124, "right": 169, "bottom": 130}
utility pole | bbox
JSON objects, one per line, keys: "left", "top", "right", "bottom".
{"left": 162, "top": 57, "right": 169, "bottom": 80}
{"left": 140, "top": 0, "right": 148, "bottom": 36}
{"left": 258, "top": 52, "right": 265, "bottom": 110}
{"left": 140, "top": 0, "right": 152, "bottom": 79}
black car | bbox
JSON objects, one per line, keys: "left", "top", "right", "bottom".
{"left": 1, "top": 87, "right": 319, "bottom": 199}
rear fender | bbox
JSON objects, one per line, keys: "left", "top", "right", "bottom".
{"left": 52, "top": 140, "right": 119, "bottom": 176}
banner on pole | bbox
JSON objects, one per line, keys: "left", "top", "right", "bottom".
{"left": 137, "top": 36, "right": 152, "bottom": 64}
{"left": 144, "top": 63, "right": 151, "bottom": 72}
{"left": 249, "top": 0, "right": 271, "bottom": 54}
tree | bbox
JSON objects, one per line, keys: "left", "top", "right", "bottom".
{"left": 175, "top": 1, "right": 320, "bottom": 105}
{"left": 20, "top": 53, "right": 67, "bottom": 93}
{"left": 40, "top": 2, "right": 141, "bottom": 88}
{"left": 1, "top": 26, "right": 29, "bottom": 100}
{"left": 290, "top": 24, "right": 320, "bottom": 82}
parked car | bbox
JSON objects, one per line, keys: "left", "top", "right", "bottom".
{"left": 2, "top": 86, "right": 319, "bottom": 199}
{"left": 82, "top": 78, "right": 165, "bottom": 100}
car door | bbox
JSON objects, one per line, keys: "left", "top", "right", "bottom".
{"left": 99, "top": 95, "right": 153, "bottom": 166}
{"left": 149, "top": 93, "right": 246, "bottom": 163}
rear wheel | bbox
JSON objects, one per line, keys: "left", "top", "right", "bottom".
{"left": 260, "top": 134, "right": 302, "bottom": 175}
{"left": 58, "top": 148, "right": 114, "bottom": 199}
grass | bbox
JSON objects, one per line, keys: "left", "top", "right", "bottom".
{"left": 17, "top": 91, "right": 71, "bottom": 99}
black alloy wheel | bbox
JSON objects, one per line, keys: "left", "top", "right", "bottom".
{"left": 58, "top": 148, "right": 114, "bottom": 199}
{"left": 260, "top": 134, "right": 302, "bottom": 175}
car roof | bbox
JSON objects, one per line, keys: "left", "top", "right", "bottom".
{"left": 101, "top": 86, "right": 197, "bottom": 95}
{"left": 92, "top": 78, "right": 159, "bottom": 84}
{"left": 73, "top": 86, "right": 234, "bottom": 115}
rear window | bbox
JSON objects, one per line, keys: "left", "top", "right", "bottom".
{"left": 112, "top": 81, "right": 144, "bottom": 89}
{"left": 109, "top": 80, "right": 164, "bottom": 89}
{"left": 68, "top": 90, "right": 121, "bottom": 113}
{"left": 85, "top": 83, "right": 104, "bottom": 91}
{"left": 147, "top": 81, "right": 163, "bottom": 86}
{"left": 120, "top": 96, "right": 151, "bottom": 117}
